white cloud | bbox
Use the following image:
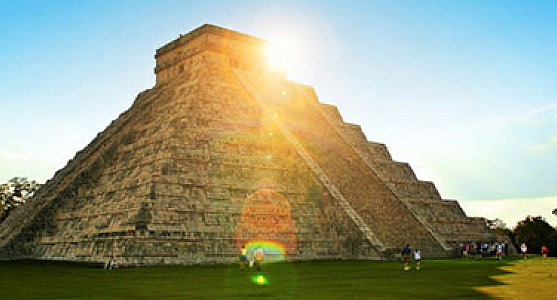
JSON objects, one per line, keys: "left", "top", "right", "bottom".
{"left": 489, "top": 104, "right": 557, "bottom": 130}
{"left": 460, "top": 196, "right": 557, "bottom": 228}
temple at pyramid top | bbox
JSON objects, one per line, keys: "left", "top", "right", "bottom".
{"left": 155, "top": 24, "right": 270, "bottom": 85}
{"left": 0, "top": 24, "right": 503, "bottom": 266}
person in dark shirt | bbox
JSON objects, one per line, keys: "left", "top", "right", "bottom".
{"left": 402, "top": 244, "right": 411, "bottom": 271}
{"left": 239, "top": 245, "right": 247, "bottom": 269}
{"left": 476, "top": 241, "right": 482, "bottom": 259}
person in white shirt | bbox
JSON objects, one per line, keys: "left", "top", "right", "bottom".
{"left": 254, "top": 248, "right": 264, "bottom": 271}
{"left": 414, "top": 249, "right": 421, "bottom": 270}
{"left": 496, "top": 243, "right": 503, "bottom": 260}
{"left": 520, "top": 243, "right": 528, "bottom": 260}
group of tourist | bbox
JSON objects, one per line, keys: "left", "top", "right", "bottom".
{"left": 233, "top": 242, "right": 551, "bottom": 273}
{"left": 104, "top": 242, "right": 551, "bottom": 272}
{"left": 239, "top": 245, "right": 264, "bottom": 270}
{"left": 519, "top": 243, "right": 550, "bottom": 260}
{"left": 401, "top": 244, "right": 421, "bottom": 271}
{"left": 460, "top": 241, "right": 509, "bottom": 260}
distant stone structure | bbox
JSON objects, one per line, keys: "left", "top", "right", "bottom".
{"left": 0, "top": 24, "right": 494, "bottom": 265}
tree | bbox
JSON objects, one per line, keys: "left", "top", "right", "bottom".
{"left": 0, "top": 177, "right": 41, "bottom": 223}
{"left": 513, "top": 216, "right": 557, "bottom": 257}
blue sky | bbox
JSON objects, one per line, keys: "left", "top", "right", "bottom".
{"left": 1, "top": 0, "right": 556, "bottom": 227}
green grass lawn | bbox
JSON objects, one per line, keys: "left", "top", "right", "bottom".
{"left": 0, "top": 258, "right": 527, "bottom": 299}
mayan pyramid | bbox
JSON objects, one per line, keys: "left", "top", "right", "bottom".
{"left": 0, "top": 24, "right": 493, "bottom": 265}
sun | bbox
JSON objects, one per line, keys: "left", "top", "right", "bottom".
{"left": 264, "top": 37, "right": 298, "bottom": 76}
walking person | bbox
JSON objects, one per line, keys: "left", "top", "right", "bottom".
{"left": 414, "top": 249, "right": 422, "bottom": 270}
{"left": 104, "top": 250, "right": 116, "bottom": 270}
{"left": 402, "top": 244, "right": 411, "bottom": 271}
{"left": 520, "top": 243, "right": 528, "bottom": 260}
{"left": 541, "top": 245, "right": 549, "bottom": 259}
{"left": 469, "top": 243, "right": 476, "bottom": 260}
{"left": 496, "top": 243, "right": 503, "bottom": 260}
{"left": 248, "top": 248, "right": 255, "bottom": 268}
{"left": 254, "top": 248, "right": 264, "bottom": 271}
{"left": 239, "top": 245, "right": 247, "bottom": 269}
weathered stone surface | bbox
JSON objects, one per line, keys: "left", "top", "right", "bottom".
{"left": 0, "top": 24, "right": 493, "bottom": 265}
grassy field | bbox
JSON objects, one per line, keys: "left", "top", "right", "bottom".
{"left": 477, "top": 257, "right": 557, "bottom": 299}
{"left": 0, "top": 257, "right": 554, "bottom": 299}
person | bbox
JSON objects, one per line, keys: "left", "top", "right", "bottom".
{"left": 254, "top": 248, "right": 264, "bottom": 271}
{"left": 489, "top": 242, "right": 496, "bottom": 256}
{"left": 541, "top": 245, "right": 549, "bottom": 259}
{"left": 239, "top": 245, "right": 247, "bottom": 269}
{"left": 104, "top": 251, "right": 116, "bottom": 270}
{"left": 504, "top": 241, "right": 509, "bottom": 256}
{"left": 414, "top": 249, "right": 422, "bottom": 270}
{"left": 402, "top": 244, "right": 411, "bottom": 271}
{"left": 462, "top": 243, "right": 468, "bottom": 260}
{"left": 475, "top": 241, "right": 482, "bottom": 260}
{"left": 469, "top": 243, "right": 475, "bottom": 259}
{"left": 520, "top": 243, "right": 528, "bottom": 260}
{"left": 496, "top": 243, "right": 503, "bottom": 260}
{"left": 248, "top": 249, "right": 255, "bottom": 268}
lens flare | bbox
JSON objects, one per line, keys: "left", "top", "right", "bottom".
{"left": 251, "top": 275, "right": 269, "bottom": 285}
{"left": 265, "top": 41, "right": 291, "bottom": 74}
{"left": 245, "top": 240, "right": 287, "bottom": 261}
{"left": 235, "top": 189, "right": 298, "bottom": 261}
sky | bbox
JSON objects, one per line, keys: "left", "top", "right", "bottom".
{"left": 1, "top": 0, "right": 556, "bottom": 227}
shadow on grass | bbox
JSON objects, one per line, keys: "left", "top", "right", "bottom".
{"left": 0, "top": 258, "right": 516, "bottom": 299}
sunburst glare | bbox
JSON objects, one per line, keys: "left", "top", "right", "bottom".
{"left": 264, "top": 37, "right": 299, "bottom": 77}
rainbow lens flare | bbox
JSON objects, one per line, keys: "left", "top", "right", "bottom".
{"left": 251, "top": 275, "right": 269, "bottom": 285}
{"left": 235, "top": 189, "right": 298, "bottom": 261}
{"left": 245, "top": 240, "right": 287, "bottom": 261}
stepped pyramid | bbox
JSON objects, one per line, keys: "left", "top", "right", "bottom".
{"left": 0, "top": 24, "right": 493, "bottom": 265}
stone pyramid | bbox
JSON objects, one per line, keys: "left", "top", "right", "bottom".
{"left": 0, "top": 24, "right": 493, "bottom": 266}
